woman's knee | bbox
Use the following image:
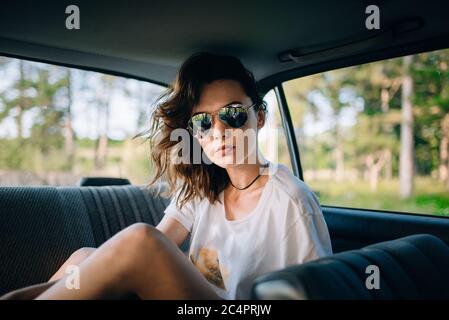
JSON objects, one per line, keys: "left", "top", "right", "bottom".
{"left": 115, "top": 223, "right": 166, "bottom": 255}
{"left": 69, "top": 247, "right": 95, "bottom": 264}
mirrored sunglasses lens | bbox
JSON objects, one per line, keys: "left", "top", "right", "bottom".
{"left": 219, "top": 107, "right": 248, "bottom": 128}
{"left": 190, "top": 114, "right": 212, "bottom": 135}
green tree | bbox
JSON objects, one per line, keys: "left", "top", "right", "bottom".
{"left": 399, "top": 55, "right": 415, "bottom": 198}
{"left": 413, "top": 49, "right": 449, "bottom": 189}
{"left": 0, "top": 60, "right": 35, "bottom": 140}
{"left": 26, "top": 65, "right": 71, "bottom": 176}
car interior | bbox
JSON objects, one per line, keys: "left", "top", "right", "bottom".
{"left": 1, "top": 0, "right": 449, "bottom": 299}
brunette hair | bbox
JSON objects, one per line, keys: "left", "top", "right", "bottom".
{"left": 142, "top": 52, "right": 267, "bottom": 207}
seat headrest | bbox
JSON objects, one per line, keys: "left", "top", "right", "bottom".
{"left": 77, "top": 177, "right": 131, "bottom": 186}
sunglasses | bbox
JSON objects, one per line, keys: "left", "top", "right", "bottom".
{"left": 187, "top": 102, "right": 258, "bottom": 136}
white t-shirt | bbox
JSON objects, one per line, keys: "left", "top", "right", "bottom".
{"left": 164, "top": 162, "right": 333, "bottom": 300}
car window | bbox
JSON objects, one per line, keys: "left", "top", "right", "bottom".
{"left": 283, "top": 48, "right": 449, "bottom": 217}
{"left": 0, "top": 56, "right": 165, "bottom": 186}
{"left": 259, "top": 89, "right": 292, "bottom": 171}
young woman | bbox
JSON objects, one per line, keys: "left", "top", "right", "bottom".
{"left": 1, "top": 52, "right": 332, "bottom": 300}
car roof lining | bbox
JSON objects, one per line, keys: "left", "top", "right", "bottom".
{"left": 1, "top": 0, "right": 449, "bottom": 92}
{"left": 258, "top": 34, "right": 449, "bottom": 93}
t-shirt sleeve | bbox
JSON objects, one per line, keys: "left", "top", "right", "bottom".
{"left": 163, "top": 191, "right": 196, "bottom": 232}
{"left": 281, "top": 191, "right": 333, "bottom": 266}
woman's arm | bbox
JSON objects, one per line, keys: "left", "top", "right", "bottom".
{"left": 156, "top": 215, "right": 190, "bottom": 247}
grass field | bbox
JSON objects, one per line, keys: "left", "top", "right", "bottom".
{"left": 308, "top": 177, "right": 449, "bottom": 217}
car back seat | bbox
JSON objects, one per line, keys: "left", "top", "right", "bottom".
{"left": 3, "top": 186, "right": 449, "bottom": 299}
{"left": 251, "top": 234, "right": 449, "bottom": 299}
{"left": 0, "top": 185, "right": 171, "bottom": 296}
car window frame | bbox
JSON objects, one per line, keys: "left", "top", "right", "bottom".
{"left": 260, "top": 43, "right": 449, "bottom": 218}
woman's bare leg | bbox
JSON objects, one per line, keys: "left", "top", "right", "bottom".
{"left": 48, "top": 247, "right": 96, "bottom": 282}
{"left": 0, "top": 281, "right": 59, "bottom": 300}
{"left": 36, "top": 223, "right": 221, "bottom": 300}
{"left": 0, "top": 247, "right": 96, "bottom": 300}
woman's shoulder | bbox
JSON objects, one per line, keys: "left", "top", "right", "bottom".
{"left": 269, "top": 163, "right": 319, "bottom": 206}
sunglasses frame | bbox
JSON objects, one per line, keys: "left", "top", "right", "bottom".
{"left": 187, "top": 102, "right": 258, "bottom": 136}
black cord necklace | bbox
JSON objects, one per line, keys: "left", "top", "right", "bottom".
{"left": 229, "top": 163, "right": 270, "bottom": 191}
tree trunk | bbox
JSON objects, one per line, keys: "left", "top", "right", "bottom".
{"left": 335, "top": 125, "right": 344, "bottom": 182}
{"left": 439, "top": 114, "right": 449, "bottom": 185}
{"left": 369, "top": 167, "right": 380, "bottom": 191}
{"left": 64, "top": 70, "right": 75, "bottom": 169}
{"left": 399, "top": 55, "right": 414, "bottom": 199}
{"left": 94, "top": 101, "right": 101, "bottom": 169}
{"left": 380, "top": 70, "right": 393, "bottom": 181}
{"left": 384, "top": 149, "right": 392, "bottom": 180}
{"left": 365, "top": 152, "right": 386, "bottom": 191}
{"left": 94, "top": 78, "right": 112, "bottom": 170}
{"left": 94, "top": 106, "right": 109, "bottom": 170}
{"left": 95, "top": 134, "right": 108, "bottom": 169}
{"left": 17, "top": 60, "right": 25, "bottom": 140}
{"left": 381, "top": 79, "right": 390, "bottom": 112}
{"left": 439, "top": 136, "right": 448, "bottom": 182}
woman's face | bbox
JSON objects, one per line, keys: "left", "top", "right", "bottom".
{"left": 192, "top": 79, "right": 265, "bottom": 169}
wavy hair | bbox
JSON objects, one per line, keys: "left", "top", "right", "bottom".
{"left": 140, "top": 52, "right": 267, "bottom": 207}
